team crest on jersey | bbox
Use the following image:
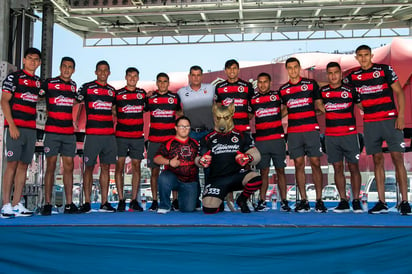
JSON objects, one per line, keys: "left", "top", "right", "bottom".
{"left": 137, "top": 93, "right": 143, "bottom": 100}
{"left": 325, "top": 92, "right": 330, "bottom": 98}
{"left": 6, "top": 150, "right": 13, "bottom": 157}
{"left": 108, "top": 90, "right": 113, "bottom": 97}
{"left": 286, "top": 88, "right": 291, "bottom": 94}
{"left": 238, "top": 86, "right": 245, "bottom": 93}
{"left": 93, "top": 89, "right": 99, "bottom": 94}
{"left": 231, "top": 136, "right": 239, "bottom": 143}
{"left": 122, "top": 94, "right": 127, "bottom": 99}
{"left": 301, "top": 84, "right": 308, "bottom": 91}
{"left": 341, "top": 91, "right": 349, "bottom": 99}
{"left": 44, "top": 147, "right": 50, "bottom": 153}
{"left": 71, "top": 85, "right": 76, "bottom": 92}
{"left": 180, "top": 146, "right": 192, "bottom": 157}
{"left": 373, "top": 71, "right": 381, "bottom": 78}
{"left": 168, "top": 98, "right": 175, "bottom": 104}
{"left": 36, "top": 80, "right": 41, "bottom": 88}
{"left": 270, "top": 95, "right": 277, "bottom": 101}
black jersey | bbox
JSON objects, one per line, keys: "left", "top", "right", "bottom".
{"left": 200, "top": 130, "right": 255, "bottom": 179}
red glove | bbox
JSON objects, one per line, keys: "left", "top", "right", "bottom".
{"left": 235, "top": 151, "right": 253, "bottom": 166}
{"left": 200, "top": 150, "right": 212, "bottom": 167}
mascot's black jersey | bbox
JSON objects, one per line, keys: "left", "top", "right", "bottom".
{"left": 200, "top": 130, "right": 255, "bottom": 179}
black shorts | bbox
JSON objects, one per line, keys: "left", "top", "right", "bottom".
{"left": 364, "top": 119, "right": 405, "bottom": 155}
{"left": 203, "top": 170, "right": 252, "bottom": 200}
{"left": 116, "top": 137, "right": 144, "bottom": 160}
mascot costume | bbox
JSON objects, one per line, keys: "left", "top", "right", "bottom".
{"left": 196, "top": 103, "right": 262, "bottom": 213}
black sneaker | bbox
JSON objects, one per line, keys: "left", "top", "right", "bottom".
{"left": 280, "top": 200, "right": 291, "bottom": 212}
{"left": 399, "top": 200, "right": 412, "bottom": 216}
{"left": 99, "top": 202, "right": 116, "bottom": 213}
{"left": 254, "top": 200, "right": 268, "bottom": 212}
{"left": 79, "top": 202, "right": 92, "bottom": 213}
{"left": 172, "top": 199, "right": 179, "bottom": 211}
{"left": 315, "top": 199, "right": 328, "bottom": 213}
{"left": 64, "top": 203, "right": 79, "bottom": 214}
{"left": 41, "top": 204, "right": 52, "bottom": 216}
{"left": 295, "top": 199, "right": 310, "bottom": 212}
{"left": 352, "top": 199, "right": 363, "bottom": 213}
{"left": 368, "top": 200, "right": 388, "bottom": 214}
{"left": 149, "top": 200, "right": 158, "bottom": 212}
{"left": 117, "top": 199, "right": 126, "bottom": 212}
{"left": 333, "top": 199, "right": 350, "bottom": 213}
{"left": 128, "top": 199, "right": 143, "bottom": 212}
{"left": 236, "top": 194, "right": 251, "bottom": 213}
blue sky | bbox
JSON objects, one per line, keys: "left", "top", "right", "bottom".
{"left": 33, "top": 21, "right": 395, "bottom": 85}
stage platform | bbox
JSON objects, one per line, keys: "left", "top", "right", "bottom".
{"left": 1, "top": 204, "right": 412, "bottom": 273}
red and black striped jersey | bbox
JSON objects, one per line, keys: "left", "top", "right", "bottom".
{"left": 2, "top": 70, "right": 42, "bottom": 129}
{"left": 343, "top": 64, "right": 398, "bottom": 122}
{"left": 279, "top": 78, "right": 320, "bottom": 133}
{"left": 145, "top": 91, "right": 181, "bottom": 143}
{"left": 215, "top": 79, "right": 254, "bottom": 132}
{"left": 42, "top": 77, "right": 78, "bottom": 134}
{"left": 78, "top": 80, "right": 116, "bottom": 135}
{"left": 115, "top": 87, "right": 146, "bottom": 139}
{"left": 319, "top": 84, "right": 359, "bottom": 136}
{"left": 155, "top": 137, "right": 199, "bottom": 182}
{"left": 250, "top": 90, "right": 284, "bottom": 141}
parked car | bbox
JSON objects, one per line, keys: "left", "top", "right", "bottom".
{"left": 322, "top": 185, "right": 339, "bottom": 200}
{"left": 287, "top": 184, "right": 316, "bottom": 201}
{"left": 365, "top": 175, "right": 398, "bottom": 202}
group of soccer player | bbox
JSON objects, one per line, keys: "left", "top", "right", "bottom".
{"left": 1, "top": 43, "right": 411, "bottom": 219}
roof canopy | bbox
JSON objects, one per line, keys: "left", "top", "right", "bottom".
{"left": 30, "top": 0, "right": 412, "bottom": 47}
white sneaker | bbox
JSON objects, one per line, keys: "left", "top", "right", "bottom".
{"left": 12, "top": 203, "right": 34, "bottom": 217}
{"left": 1, "top": 203, "right": 15, "bottom": 219}
{"left": 157, "top": 208, "right": 170, "bottom": 214}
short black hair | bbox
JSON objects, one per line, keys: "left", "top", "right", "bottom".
{"left": 224, "top": 59, "right": 239, "bottom": 69}
{"left": 96, "top": 60, "right": 110, "bottom": 71}
{"left": 326, "top": 62, "right": 341, "bottom": 71}
{"left": 61, "top": 56, "right": 75, "bottom": 69}
{"left": 175, "top": 116, "right": 191, "bottom": 126}
{"left": 257, "top": 72, "right": 271, "bottom": 82}
{"left": 156, "top": 72, "right": 169, "bottom": 81}
{"left": 285, "top": 57, "right": 300, "bottom": 68}
{"left": 189, "top": 65, "right": 203, "bottom": 74}
{"left": 126, "top": 67, "right": 139, "bottom": 75}
{"left": 24, "top": 47, "right": 41, "bottom": 59}
{"left": 355, "top": 45, "right": 372, "bottom": 53}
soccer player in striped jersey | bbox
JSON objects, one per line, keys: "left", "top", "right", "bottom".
{"left": 114, "top": 67, "right": 146, "bottom": 212}
{"left": 145, "top": 73, "right": 182, "bottom": 211}
{"left": 77, "top": 60, "right": 117, "bottom": 213}
{"left": 344, "top": 45, "right": 411, "bottom": 215}
{"left": 1, "top": 48, "right": 42, "bottom": 218}
{"left": 318, "top": 62, "right": 362, "bottom": 213}
{"left": 250, "top": 72, "right": 290, "bottom": 212}
{"left": 40, "top": 57, "right": 80, "bottom": 215}
{"left": 279, "top": 57, "right": 326, "bottom": 213}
